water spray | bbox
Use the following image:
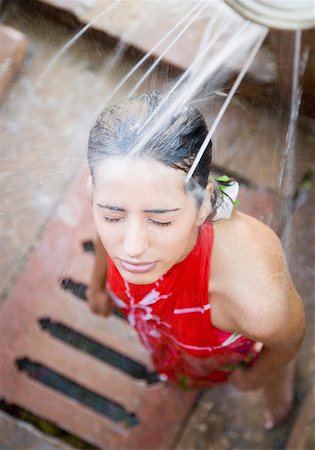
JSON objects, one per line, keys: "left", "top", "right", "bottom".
{"left": 186, "top": 0, "right": 314, "bottom": 182}
{"left": 185, "top": 28, "right": 267, "bottom": 183}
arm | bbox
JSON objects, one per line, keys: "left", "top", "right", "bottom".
{"left": 229, "top": 276, "right": 304, "bottom": 391}
{"left": 87, "top": 235, "right": 112, "bottom": 316}
{"left": 211, "top": 212, "right": 305, "bottom": 390}
{"left": 90, "top": 235, "right": 108, "bottom": 290}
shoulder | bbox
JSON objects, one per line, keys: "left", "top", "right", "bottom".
{"left": 210, "top": 212, "right": 304, "bottom": 346}
{"left": 211, "top": 210, "right": 284, "bottom": 280}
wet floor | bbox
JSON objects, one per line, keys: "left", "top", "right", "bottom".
{"left": 0, "top": 1, "right": 314, "bottom": 449}
{"left": 0, "top": 0, "right": 166, "bottom": 302}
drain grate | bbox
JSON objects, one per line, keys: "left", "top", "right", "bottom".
{"left": 39, "top": 318, "right": 160, "bottom": 384}
{"left": 81, "top": 240, "right": 95, "bottom": 254}
{"left": 60, "top": 278, "right": 126, "bottom": 320}
{"left": 60, "top": 278, "right": 87, "bottom": 300}
{"left": 16, "top": 358, "right": 139, "bottom": 427}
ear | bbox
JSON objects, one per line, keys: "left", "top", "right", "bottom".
{"left": 86, "top": 175, "right": 93, "bottom": 203}
{"left": 196, "top": 182, "right": 214, "bottom": 226}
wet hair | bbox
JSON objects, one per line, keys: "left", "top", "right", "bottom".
{"left": 88, "top": 92, "right": 221, "bottom": 211}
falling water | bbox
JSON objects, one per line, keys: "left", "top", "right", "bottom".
{"left": 1, "top": 1, "right": 314, "bottom": 448}
{"left": 278, "top": 31, "right": 304, "bottom": 262}
{"left": 186, "top": 30, "right": 267, "bottom": 182}
{"left": 126, "top": 1, "right": 209, "bottom": 98}
{"left": 125, "top": 22, "right": 267, "bottom": 159}
{"left": 91, "top": 0, "right": 209, "bottom": 118}
{"left": 0, "top": 0, "right": 269, "bottom": 297}
{"left": 35, "top": 0, "right": 122, "bottom": 88}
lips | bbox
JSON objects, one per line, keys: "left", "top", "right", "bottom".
{"left": 119, "top": 259, "right": 157, "bottom": 274}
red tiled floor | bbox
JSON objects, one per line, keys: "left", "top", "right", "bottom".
{"left": 0, "top": 169, "right": 196, "bottom": 449}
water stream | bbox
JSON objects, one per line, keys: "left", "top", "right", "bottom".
{"left": 278, "top": 31, "right": 305, "bottom": 263}
{"left": 35, "top": 0, "right": 122, "bottom": 87}
{"left": 1, "top": 0, "right": 310, "bottom": 309}
{"left": 2, "top": 0, "right": 308, "bottom": 302}
{"left": 0, "top": 1, "right": 314, "bottom": 448}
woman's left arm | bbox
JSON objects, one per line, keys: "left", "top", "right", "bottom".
{"left": 213, "top": 213, "right": 305, "bottom": 391}
{"left": 229, "top": 277, "right": 304, "bottom": 391}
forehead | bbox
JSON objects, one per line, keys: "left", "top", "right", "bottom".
{"left": 93, "top": 157, "right": 188, "bottom": 204}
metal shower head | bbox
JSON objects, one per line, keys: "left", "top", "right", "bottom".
{"left": 224, "top": 0, "right": 315, "bottom": 30}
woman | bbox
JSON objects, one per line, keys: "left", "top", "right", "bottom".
{"left": 86, "top": 92, "right": 304, "bottom": 429}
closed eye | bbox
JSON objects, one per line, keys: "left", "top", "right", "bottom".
{"left": 102, "top": 217, "right": 172, "bottom": 226}
{"left": 103, "top": 217, "right": 124, "bottom": 223}
{"left": 148, "top": 219, "right": 172, "bottom": 227}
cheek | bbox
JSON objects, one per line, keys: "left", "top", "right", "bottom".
{"left": 93, "top": 214, "right": 121, "bottom": 250}
{"left": 153, "top": 220, "right": 196, "bottom": 257}
{"left": 99, "top": 227, "right": 119, "bottom": 247}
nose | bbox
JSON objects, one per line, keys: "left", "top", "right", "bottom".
{"left": 122, "top": 219, "right": 149, "bottom": 258}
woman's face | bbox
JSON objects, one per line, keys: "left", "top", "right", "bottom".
{"left": 92, "top": 157, "right": 208, "bottom": 285}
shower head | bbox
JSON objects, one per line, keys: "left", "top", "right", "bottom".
{"left": 224, "top": 0, "right": 315, "bottom": 30}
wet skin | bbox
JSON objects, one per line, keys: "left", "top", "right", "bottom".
{"left": 92, "top": 156, "right": 210, "bottom": 285}
{"left": 89, "top": 156, "right": 305, "bottom": 429}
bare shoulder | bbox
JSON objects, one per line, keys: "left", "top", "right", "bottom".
{"left": 214, "top": 210, "right": 281, "bottom": 250}
{"left": 210, "top": 211, "right": 304, "bottom": 346}
{"left": 211, "top": 210, "right": 284, "bottom": 284}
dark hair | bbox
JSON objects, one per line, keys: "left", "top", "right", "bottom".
{"left": 88, "top": 92, "right": 217, "bottom": 208}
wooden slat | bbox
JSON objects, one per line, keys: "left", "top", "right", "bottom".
{"left": 0, "top": 290, "right": 153, "bottom": 370}
{"left": 22, "top": 326, "right": 152, "bottom": 411}
{"left": 1, "top": 355, "right": 130, "bottom": 447}
{"left": 54, "top": 295, "right": 154, "bottom": 369}
{"left": 1, "top": 344, "right": 196, "bottom": 449}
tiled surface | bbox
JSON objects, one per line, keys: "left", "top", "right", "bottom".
{"left": 0, "top": 172, "right": 197, "bottom": 449}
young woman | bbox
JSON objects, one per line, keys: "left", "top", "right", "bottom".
{"left": 86, "top": 92, "right": 304, "bottom": 430}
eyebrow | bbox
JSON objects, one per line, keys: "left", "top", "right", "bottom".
{"left": 97, "top": 204, "right": 181, "bottom": 214}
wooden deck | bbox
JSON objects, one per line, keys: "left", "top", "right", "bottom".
{"left": 1, "top": 1, "right": 314, "bottom": 448}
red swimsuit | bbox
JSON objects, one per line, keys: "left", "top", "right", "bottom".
{"left": 107, "top": 221, "right": 258, "bottom": 389}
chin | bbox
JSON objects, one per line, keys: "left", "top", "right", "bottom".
{"left": 118, "top": 267, "right": 163, "bottom": 285}
{"left": 123, "top": 271, "right": 160, "bottom": 285}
